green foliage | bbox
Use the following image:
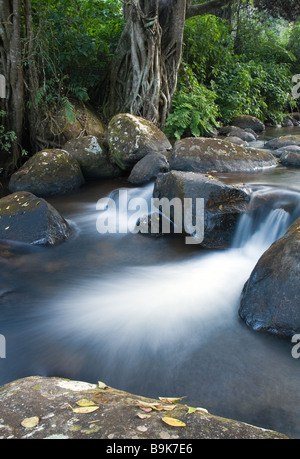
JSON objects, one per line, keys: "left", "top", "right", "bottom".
{"left": 164, "top": 66, "right": 219, "bottom": 140}
{"left": 0, "top": 111, "right": 17, "bottom": 153}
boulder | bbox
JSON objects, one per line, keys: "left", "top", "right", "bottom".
{"left": 264, "top": 135, "right": 300, "bottom": 150}
{"left": 272, "top": 145, "right": 300, "bottom": 158}
{"left": 169, "top": 137, "right": 277, "bottom": 174}
{"left": 218, "top": 126, "right": 256, "bottom": 142}
{"left": 0, "top": 376, "right": 289, "bottom": 439}
{"left": 128, "top": 152, "right": 169, "bottom": 185}
{"left": 0, "top": 192, "right": 71, "bottom": 245}
{"left": 63, "top": 136, "right": 122, "bottom": 179}
{"left": 54, "top": 101, "right": 106, "bottom": 143}
{"left": 9, "top": 149, "right": 85, "bottom": 197}
{"left": 239, "top": 217, "right": 300, "bottom": 338}
{"left": 153, "top": 170, "right": 250, "bottom": 248}
{"left": 107, "top": 114, "right": 172, "bottom": 171}
{"left": 280, "top": 151, "right": 300, "bottom": 168}
{"left": 225, "top": 136, "right": 249, "bottom": 147}
{"left": 230, "top": 115, "right": 265, "bottom": 133}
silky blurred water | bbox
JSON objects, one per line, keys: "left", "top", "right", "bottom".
{"left": 0, "top": 150, "right": 300, "bottom": 437}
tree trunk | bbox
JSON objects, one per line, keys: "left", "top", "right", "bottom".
{"left": 106, "top": 0, "right": 187, "bottom": 128}
{"left": 105, "top": 0, "right": 234, "bottom": 127}
{"left": 0, "top": 0, "right": 25, "bottom": 172}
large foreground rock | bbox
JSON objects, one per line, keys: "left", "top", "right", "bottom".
{"left": 63, "top": 136, "right": 122, "bottom": 179}
{"left": 230, "top": 115, "right": 265, "bottom": 133}
{"left": 9, "top": 149, "right": 85, "bottom": 197}
{"left": 153, "top": 170, "right": 249, "bottom": 248}
{"left": 0, "top": 192, "right": 71, "bottom": 245}
{"left": 239, "top": 217, "right": 300, "bottom": 338}
{"left": 265, "top": 135, "right": 300, "bottom": 150}
{"left": 0, "top": 376, "right": 289, "bottom": 439}
{"left": 169, "top": 137, "right": 277, "bottom": 174}
{"left": 107, "top": 114, "right": 172, "bottom": 171}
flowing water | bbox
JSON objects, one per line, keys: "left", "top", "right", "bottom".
{"left": 0, "top": 128, "right": 300, "bottom": 438}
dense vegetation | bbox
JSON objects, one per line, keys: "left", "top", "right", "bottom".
{"left": 0, "top": 0, "right": 299, "bottom": 173}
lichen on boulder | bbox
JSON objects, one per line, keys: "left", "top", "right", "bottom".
{"left": 63, "top": 135, "right": 122, "bottom": 179}
{"left": 9, "top": 149, "right": 85, "bottom": 197}
{"left": 169, "top": 137, "right": 277, "bottom": 174}
{"left": 107, "top": 114, "right": 172, "bottom": 171}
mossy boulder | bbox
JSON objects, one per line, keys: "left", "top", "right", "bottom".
{"left": 265, "top": 135, "right": 300, "bottom": 150}
{"left": 63, "top": 136, "right": 122, "bottom": 179}
{"left": 107, "top": 114, "right": 172, "bottom": 171}
{"left": 230, "top": 115, "right": 265, "bottom": 133}
{"left": 272, "top": 145, "right": 300, "bottom": 158}
{"left": 128, "top": 152, "right": 169, "bottom": 185}
{"left": 169, "top": 137, "right": 277, "bottom": 174}
{"left": 153, "top": 170, "right": 250, "bottom": 248}
{"left": 239, "top": 217, "right": 300, "bottom": 338}
{"left": 0, "top": 192, "right": 71, "bottom": 245}
{"left": 9, "top": 149, "right": 85, "bottom": 197}
{"left": 0, "top": 376, "right": 289, "bottom": 439}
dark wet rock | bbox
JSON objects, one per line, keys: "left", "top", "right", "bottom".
{"left": 153, "top": 170, "right": 250, "bottom": 248}
{"left": 280, "top": 151, "right": 300, "bottom": 168}
{"left": 282, "top": 117, "right": 294, "bottom": 128}
{"left": 218, "top": 126, "right": 256, "bottom": 142}
{"left": 230, "top": 115, "right": 265, "bottom": 133}
{"left": 272, "top": 145, "right": 300, "bottom": 158}
{"left": 239, "top": 217, "right": 300, "bottom": 338}
{"left": 9, "top": 149, "right": 85, "bottom": 197}
{"left": 0, "top": 192, "right": 71, "bottom": 245}
{"left": 0, "top": 376, "right": 290, "bottom": 439}
{"left": 265, "top": 135, "right": 300, "bottom": 150}
{"left": 128, "top": 152, "right": 169, "bottom": 185}
{"left": 107, "top": 114, "right": 172, "bottom": 171}
{"left": 169, "top": 137, "right": 277, "bottom": 174}
{"left": 63, "top": 135, "right": 122, "bottom": 179}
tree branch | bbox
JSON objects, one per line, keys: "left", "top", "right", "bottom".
{"left": 186, "top": 0, "right": 234, "bottom": 19}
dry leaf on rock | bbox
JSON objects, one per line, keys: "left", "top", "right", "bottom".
{"left": 21, "top": 416, "right": 39, "bottom": 428}
{"left": 161, "top": 417, "right": 186, "bottom": 427}
{"left": 76, "top": 399, "right": 97, "bottom": 407}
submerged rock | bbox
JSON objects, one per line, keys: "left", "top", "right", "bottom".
{"left": 239, "top": 217, "right": 300, "bottom": 338}
{"left": 153, "top": 170, "right": 250, "bottom": 248}
{"left": 230, "top": 115, "right": 265, "bottom": 133}
{"left": 128, "top": 152, "right": 169, "bottom": 185}
{"left": 9, "top": 149, "right": 85, "bottom": 197}
{"left": 0, "top": 192, "right": 71, "bottom": 245}
{"left": 0, "top": 376, "right": 290, "bottom": 439}
{"left": 272, "top": 145, "right": 300, "bottom": 158}
{"left": 219, "top": 126, "right": 257, "bottom": 142}
{"left": 63, "top": 135, "right": 122, "bottom": 179}
{"left": 169, "top": 137, "right": 277, "bottom": 174}
{"left": 107, "top": 113, "right": 172, "bottom": 171}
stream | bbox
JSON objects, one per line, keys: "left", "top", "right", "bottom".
{"left": 0, "top": 127, "right": 300, "bottom": 438}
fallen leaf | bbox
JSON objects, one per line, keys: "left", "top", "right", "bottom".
{"left": 69, "top": 404, "right": 99, "bottom": 414}
{"left": 98, "top": 381, "right": 108, "bottom": 390}
{"left": 159, "top": 397, "right": 184, "bottom": 404}
{"left": 162, "top": 417, "right": 186, "bottom": 427}
{"left": 139, "top": 406, "right": 152, "bottom": 413}
{"left": 137, "top": 413, "right": 151, "bottom": 419}
{"left": 187, "top": 407, "right": 197, "bottom": 414}
{"left": 137, "top": 425, "right": 148, "bottom": 433}
{"left": 76, "top": 399, "right": 97, "bottom": 407}
{"left": 21, "top": 416, "right": 39, "bottom": 428}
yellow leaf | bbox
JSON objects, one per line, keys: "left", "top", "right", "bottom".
{"left": 76, "top": 399, "right": 96, "bottom": 407}
{"left": 219, "top": 204, "right": 223, "bottom": 210}
{"left": 98, "top": 381, "right": 108, "bottom": 390}
{"left": 69, "top": 404, "right": 99, "bottom": 414}
{"left": 21, "top": 416, "right": 39, "bottom": 428}
{"left": 137, "top": 413, "right": 151, "bottom": 419}
{"left": 161, "top": 417, "right": 186, "bottom": 427}
{"left": 159, "top": 397, "right": 184, "bottom": 404}
{"left": 187, "top": 407, "right": 197, "bottom": 414}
